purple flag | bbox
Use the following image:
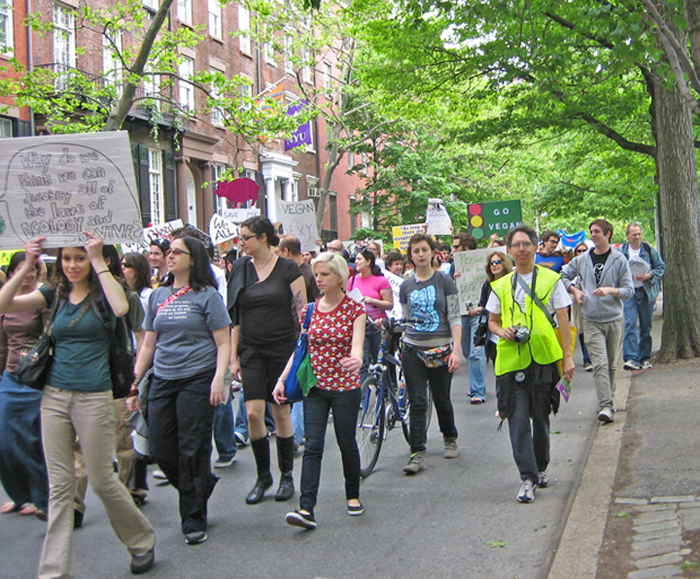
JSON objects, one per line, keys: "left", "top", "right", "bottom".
{"left": 285, "top": 102, "right": 312, "bottom": 151}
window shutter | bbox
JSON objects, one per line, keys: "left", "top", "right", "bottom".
{"left": 135, "top": 143, "right": 151, "bottom": 227}
{"left": 163, "top": 149, "right": 177, "bottom": 221}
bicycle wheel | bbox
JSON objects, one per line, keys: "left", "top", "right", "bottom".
{"left": 356, "top": 377, "right": 385, "bottom": 477}
{"left": 400, "top": 378, "right": 434, "bottom": 443}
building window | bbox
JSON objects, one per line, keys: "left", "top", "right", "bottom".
{"left": 143, "top": 0, "right": 158, "bottom": 9}
{"left": 301, "top": 46, "right": 312, "bottom": 84}
{"left": 347, "top": 150, "right": 354, "bottom": 171}
{"left": 144, "top": 71, "right": 160, "bottom": 111}
{"left": 240, "top": 81, "right": 252, "bottom": 110}
{"left": 323, "top": 60, "right": 332, "bottom": 93}
{"left": 178, "top": 56, "right": 194, "bottom": 113}
{"left": 103, "top": 29, "right": 122, "bottom": 94}
{"left": 264, "top": 26, "right": 275, "bottom": 65}
{"left": 209, "top": 0, "right": 222, "bottom": 38}
{"left": 148, "top": 149, "right": 165, "bottom": 225}
{"left": 177, "top": 0, "right": 192, "bottom": 26}
{"left": 0, "top": 2, "right": 14, "bottom": 55}
{"left": 329, "top": 192, "right": 337, "bottom": 231}
{"left": 53, "top": 3, "right": 76, "bottom": 83}
{"left": 349, "top": 194, "right": 357, "bottom": 235}
{"left": 212, "top": 163, "right": 229, "bottom": 213}
{"left": 284, "top": 34, "right": 294, "bottom": 75}
{"left": 210, "top": 70, "right": 224, "bottom": 126}
{"left": 0, "top": 117, "right": 12, "bottom": 138}
{"left": 238, "top": 5, "right": 251, "bottom": 55}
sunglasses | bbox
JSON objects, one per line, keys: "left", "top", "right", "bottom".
{"left": 576, "top": 248, "right": 587, "bottom": 254}
{"left": 241, "top": 234, "right": 258, "bottom": 242}
{"left": 166, "top": 248, "right": 191, "bottom": 256}
{"left": 489, "top": 259, "right": 503, "bottom": 266}
{"left": 453, "top": 245, "right": 462, "bottom": 250}
{"left": 120, "top": 262, "right": 133, "bottom": 268}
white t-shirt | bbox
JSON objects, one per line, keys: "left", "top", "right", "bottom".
{"left": 486, "top": 271, "right": 571, "bottom": 317}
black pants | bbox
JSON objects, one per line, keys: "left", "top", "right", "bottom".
{"left": 148, "top": 369, "right": 218, "bottom": 534}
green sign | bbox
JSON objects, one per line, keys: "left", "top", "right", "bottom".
{"left": 468, "top": 200, "right": 523, "bottom": 239}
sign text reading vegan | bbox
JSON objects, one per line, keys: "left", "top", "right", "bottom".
{"left": 0, "top": 131, "right": 142, "bottom": 249}
{"left": 468, "top": 200, "right": 522, "bottom": 240}
{"left": 277, "top": 199, "right": 319, "bottom": 253}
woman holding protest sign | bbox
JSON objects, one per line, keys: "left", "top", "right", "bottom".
{"left": 0, "top": 233, "right": 156, "bottom": 578}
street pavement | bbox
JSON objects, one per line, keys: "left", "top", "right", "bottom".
{"left": 0, "top": 346, "right": 603, "bottom": 579}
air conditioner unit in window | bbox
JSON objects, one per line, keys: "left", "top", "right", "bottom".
{"left": 308, "top": 187, "right": 320, "bottom": 198}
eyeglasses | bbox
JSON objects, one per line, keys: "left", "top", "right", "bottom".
{"left": 453, "top": 245, "right": 462, "bottom": 250}
{"left": 509, "top": 241, "right": 534, "bottom": 249}
{"left": 329, "top": 247, "right": 343, "bottom": 252}
{"left": 241, "top": 234, "right": 258, "bottom": 242}
{"left": 120, "top": 262, "right": 133, "bottom": 268}
{"left": 576, "top": 249, "right": 587, "bottom": 254}
{"left": 489, "top": 259, "right": 503, "bottom": 266}
{"left": 166, "top": 248, "right": 191, "bottom": 256}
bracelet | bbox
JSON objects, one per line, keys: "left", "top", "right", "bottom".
{"left": 126, "top": 388, "right": 139, "bottom": 399}
{"left": 96, "top": 270, "right": 111, "bottom": 276}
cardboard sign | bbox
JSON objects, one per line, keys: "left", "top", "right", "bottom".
{"left": 143, "top": 219, "right": 183, "bottom": 243}
{"left": 392, "top": 223, "right": 424, "bottom": 251}
{"left": 426, "top": 198, "right": 452, "bottom": 236}
{"left": 0, "top": 131, "right": 142, "bottom": 249}
{"left": 209, "top": 213, "right": 238, "bottom": 246}
{"left": 452, "top": 248, "right": 492, "bottom": 315}
{"left": 222, "top": 207, "right": 260, "bottom": 223}
{"left": 277, "top": 199, "right": 319, "bottom": 252}
{"left": 381, "top": 268, "right": 404, "bottom": 320}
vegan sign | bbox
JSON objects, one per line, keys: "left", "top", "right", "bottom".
{"left": 0, "top": 131, "right": 142, "bottom": 249}
{"left": 467, "top": 200, "right": 522, "bottom": 240}
{"left": 277, "top": 199, "right": 319, "bottom": 252}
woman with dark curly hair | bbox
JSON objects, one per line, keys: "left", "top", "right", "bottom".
{"left": 480, "top": 251, "right": 513, "bottom": 365}
{"left": 129, "top": 236, "right": 231, "bottom": 546}
{"left": 228, "top": 216, "right": 306, "bottom": 505}
{"left": 0, "top": 233, "right": 156, "bottom": 578}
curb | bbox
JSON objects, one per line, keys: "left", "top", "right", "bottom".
{"left": 547, "top": 369, "right": 633, "bottom": 579}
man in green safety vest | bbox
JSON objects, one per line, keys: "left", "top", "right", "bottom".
{"left": 487, "top": 225, "right": 575, "bottom": 504}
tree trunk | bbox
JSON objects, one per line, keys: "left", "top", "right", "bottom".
{"left": 653, "top": 71, "right": 700, "bottom": 361}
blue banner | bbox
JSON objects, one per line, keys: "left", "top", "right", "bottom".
{"left": 558, "top": 229, "right": 586, "bottom": 248}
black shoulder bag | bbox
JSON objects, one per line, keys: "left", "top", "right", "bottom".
{"left": 92, "top": 295, "right": 135, "bottom": 399}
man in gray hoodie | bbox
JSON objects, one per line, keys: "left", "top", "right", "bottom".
{"left": 561, "top": 219, "right": 634, "bottom": 423}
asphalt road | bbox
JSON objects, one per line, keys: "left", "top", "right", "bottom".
{"left": 0, "top": 354, "right": 600, "bottom": 579}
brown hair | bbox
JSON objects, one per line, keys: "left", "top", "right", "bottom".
{"left": 590, "top": 219, "right": 613, "bottom": 240}
{"left": 407, "top": 233, "right": 437, "bottom": 267}
{"left": 484, "top": 251, "right": 513, "bottom": 281}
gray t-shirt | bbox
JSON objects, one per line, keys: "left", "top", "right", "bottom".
{"left": 145, "top": 285, "right": 231, "bottom": 380}
{"left": 400, "top": 272, "right": 461, "bottom": 348}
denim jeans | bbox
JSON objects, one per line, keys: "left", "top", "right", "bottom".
{"left": 361, "top": 323, "right": 382, "bottom": 384}
{"left": 291, "top": 402, "right": 304, "bottom": 446}
{"left": 213, "top": 395, "right": 237, "bottom": 461}
{"left": 148, "top": 370, "right": 219, "bottom": 534}
{"left": 299, "top": 387, "right": 361, "bottom": 514}
{"left": 0, "top": 371, "right": 49, "bottom": 511}
{"left": 623, "top": 288, "right": 654, "bottom": 364}
{"left": 579, "top": 333, "right": 591, "bottom": 366}
{"left": 402, "top": 346, "right": 458, "bottom": 454}
{"left": 461, "top": 314, "right": 487, "bottom": 400}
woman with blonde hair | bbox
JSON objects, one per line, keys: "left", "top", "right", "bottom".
{"left": 274, "top": 252, "right": 366, "bottom": 529}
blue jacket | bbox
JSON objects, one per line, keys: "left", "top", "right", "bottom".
{"left": 620, "top": 242, "right": 665, "bottom": 304}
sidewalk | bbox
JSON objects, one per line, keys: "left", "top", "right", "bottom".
{"left": 549, "top": 308, "right": 700, "bottom": 578}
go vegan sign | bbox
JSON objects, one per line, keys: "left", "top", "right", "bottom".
{"left": 467, "top": 200, "right": 522, "bottom": 240}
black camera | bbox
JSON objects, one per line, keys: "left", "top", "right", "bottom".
{"left": 513, "top": 325, "right": 530, "bottom": 344}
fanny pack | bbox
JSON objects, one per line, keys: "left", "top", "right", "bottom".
{"left": 416, "top": 344, "right": 452, "bottom": 368}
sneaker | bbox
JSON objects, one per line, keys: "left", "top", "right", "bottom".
{"left": 130, "top": 547, "right": 155, "bottom": 574}
{"left": 185, "top": 531, "right": 208, "bottom": 545}
{"left": 597, "top": 407, "right": 614, "bottom": 424}
{"left": 214, "top": 456, "right": 235, "bottom": 469}
{"left": 516, "top": 479, "right": 536, "bottom": 503}
{"left": 153, "top": 470, "right": 167, "bottom": 480}
{"left": 234, "top": 432, "right": 248, "bottom": 447}
{"left": 347, "top": 503, "right": 364, "bottom": 516}
{"left": 403, "top": 452, "right": 426, "bottom": 475}
{"left": 623, "top": 360, "right": 640, "bottom": 371}
{"left": 641, "top": 360, "right": 653, "bottom": 370}
{"left": 444, "top": 437, "right": 459, "bottom": 459}
{"left": 584, "top": 363, "right": 593, "bottom": 372}
{"left": 538, "top": 472, "right": 550, "bottom": 488}
{"left": 285, "top": 510, "right": 316, "bottom": 529}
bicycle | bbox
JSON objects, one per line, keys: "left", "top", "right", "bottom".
{"left": 356, "top": 318, "right": 432, "bottom": 477}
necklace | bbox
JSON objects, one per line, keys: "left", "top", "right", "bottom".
{"left": 254, "top": 254, "right": 274, "bottom": 270}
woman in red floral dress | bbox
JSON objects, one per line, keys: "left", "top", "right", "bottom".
{"left": 274, "top": 252, "right": 366, "bottom": 529}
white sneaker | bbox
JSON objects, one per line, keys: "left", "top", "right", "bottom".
{"left": 516, "top": 479, "right": 536, "bottom": 503}
{"left": 597, "top": 407, "right": 614, "bottom": 423}
{"left": 623, "top": 360, "right": 640, "bottom": 371}
{"left": 641, "top": 360, "right": 653, "bottom": 370}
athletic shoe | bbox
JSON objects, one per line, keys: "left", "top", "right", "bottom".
{"left": 443, "top": 437, "right": 459, "bottom": 459}
{"left": 597, "top": 407, "right": 614, "bottom": 423}
{"left": 234, "top": 432, "right": 248, "bottom": 447}
{"left": 214, "top": 456, "right": 235, "bottom": 469}
{"left": 403, "top": 452, "right": 426, "bottom": 475}
{"left": 623, "top": 360, "right": 640, "bottom": 371}
{"left": 584, "top": 363, "right": 593, "bottom": 372}
{"left": 641, "top": 360, "right": 653, "bottom": 370}
{"left": 538, "top": 472, "right": 550, "bottom": 488}
{"left": 347, "top": 503, "right": 364, "bottom": 516}
{"left": 516, "top": 479, "right": 536, "bottom": 503}
{"left": 130, "top": 547, "right": 155, "bottom": 574}
{"left": 286, "top": 510, "right": 316, "bottom": 529}
{"left": 185, "top": 531, "right": 208, "bottom": 545}
{"left": 153, "top": 470, "right": 167, "bottom": 480}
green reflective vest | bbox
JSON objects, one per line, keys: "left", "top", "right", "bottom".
{"left": 491, "top": 266, "right": 563, "bottom": 376}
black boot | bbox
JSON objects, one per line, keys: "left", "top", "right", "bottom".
{"left": 274, "top": 435, "right": 295, "bottom": 502}
{"left": 246, "top": 437, "right": 273, "bottom": 504}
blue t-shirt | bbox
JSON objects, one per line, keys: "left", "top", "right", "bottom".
{"left": 535, "top": 253, "right": 565, "bottom": 273}
{"left": 39, "top": 286, "right": 114, "bottom": 392}
{"left": 145, "top": 285, "right": 231, "bottom": 380}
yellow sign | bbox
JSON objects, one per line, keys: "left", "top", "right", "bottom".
{"left": 391, "top": 224, "right": 424, "bottom": 252}
{"left": 0, "top": 249, "right": 20, "bottom": 266}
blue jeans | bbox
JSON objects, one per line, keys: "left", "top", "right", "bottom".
{"left": 461, "top": 314, "right": 486, "bottom": 400}
{"left": 623, "top": 288, "right": 654, "bottom": 364}
{"left": 402, "top": 346, "right": 458, "bottom": 454}
{"left": 299, "top": 387, "right": 361, "bottom": 514}
{"left": 291, "top": 402, "right": 304, "bottom": 446}
{"left": 213, "top": 396, "right": 237, "bottom": 461}
{"left": 579, "top": 333, "right": 591, "bottom": 366}
{"left": 0, "top": 371, "right": 49, "bottom": 511}
{"left": 361, "top": 323, "right": 382, "bottom": 384}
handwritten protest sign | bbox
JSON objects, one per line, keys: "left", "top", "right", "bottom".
{"left": 381, "top": 269, "right": 404, "bottom": 319}
{"left": 392, "top": 223, "right": 424, "bottom": 251}
{"left": 209, "top": 213, "right": 238, "bottom": 246}
{"left": 120, "top": 219, "right": 184, "bottom": 254}
{"left": 426, "top": 198, "right": 452, "bottom": 236}
{"left": 277, "top": 199, "right": 319, "bottom": 252}
{"left": 222, "top": 207, "right": 260, "bottom": 223}
{"left": 0, "top": 249, "right": 19, "bottom": 266}
{"left": 0, "top": 131, "right": 142, "bottom": 249}
{"left": 453, "top": 248, "right": 492, "bottom": 315}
